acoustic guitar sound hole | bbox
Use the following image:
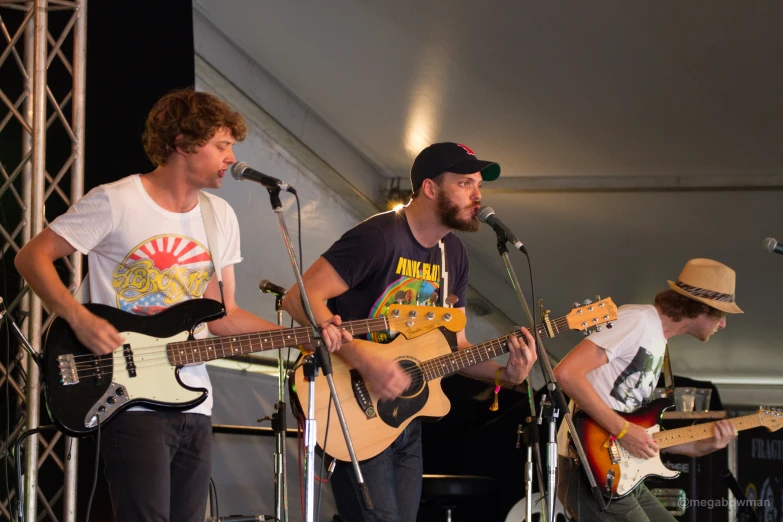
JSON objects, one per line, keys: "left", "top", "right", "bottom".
{"left": 398, "top": 359, "right": 425, "bottom": 399}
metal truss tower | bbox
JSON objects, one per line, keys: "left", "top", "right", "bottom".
{"left": 0, "top": 0, "right": 86, "bottom": 520}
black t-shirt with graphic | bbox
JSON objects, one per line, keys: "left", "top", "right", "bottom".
{"left": 323, "top": 210, "right": 469, "bottom": 343}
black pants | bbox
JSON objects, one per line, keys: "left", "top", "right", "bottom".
{"left": 330, "top": 421, "right": 423, "bottom": 522}
{"left": 98, "top": 411, "right": 212, "bottom": 522}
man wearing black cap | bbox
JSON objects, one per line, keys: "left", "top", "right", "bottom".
{"left": 283, "top": 142, "right": 537, "bottom": 521}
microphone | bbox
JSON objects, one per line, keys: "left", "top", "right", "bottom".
{"left": 231, "top": 162, "right": 296, "bottom": 194}
{"left": 259, "top": 279, "right": 287, "bottom": 296}
{"left": 763, "top": 237, "right": 783, "bottom": 255}
{"left": 478, "top": 206, "right": 527, "bottom": 254}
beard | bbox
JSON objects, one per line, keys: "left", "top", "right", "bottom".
{"left": 436, "top": 191, "right": 480, "bottom": 232}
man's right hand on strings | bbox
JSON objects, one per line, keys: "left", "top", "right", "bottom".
{"left": 70, "top": 306, "right": 125, "bottom": 356}
{"left": 619, "top": 422, "right": 659, "bottom": 459}
{"left": 359, "top": 353, "right": 411, "bottom": 401}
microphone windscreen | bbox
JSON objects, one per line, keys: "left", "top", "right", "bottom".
{"left": 231, "top": 161, "right": 249, "bottom": 181}
{"left": 478, "top": 206, "right": 495, "bottom": 223}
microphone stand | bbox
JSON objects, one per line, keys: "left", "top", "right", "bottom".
{"left": 263, "top": 187, "right": 371, "bottom": 522}
{"left": 0, "top": 297, "right": 41, "bottom": 365}
{"left": 722, "top": 469, "right": 761, "bottom": 522}
{"left": 490, "top": 231, "right": 607, "bottom": 522}
{"left": 517, "top": 417, "right": 537, "bottom": 522}
{"left": 271, "top": 293, "right": 289, "bottom": 522}
{"left": 0, "top": 298, "right": 42, "bottom": 522}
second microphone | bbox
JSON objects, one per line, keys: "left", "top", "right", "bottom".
{"left": 259, "top": 279, "right": 287, "bottom": 296}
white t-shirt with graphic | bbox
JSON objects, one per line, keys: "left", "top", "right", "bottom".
{"left": 49, "top": 174, "right": 242, "bottom": 416}
{"left": 557, "top": 304, "right": 667, "bottom": 455}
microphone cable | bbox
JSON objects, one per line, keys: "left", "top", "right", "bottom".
{"left": 84, "top": 418, "right": 101, "bottom": 522}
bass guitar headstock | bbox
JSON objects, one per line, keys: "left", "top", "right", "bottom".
{"left": 564, "top": 296, "right": 618, "bottom": 335}
{"left": 385, "top": 305, "right": 466, "bottom": 339}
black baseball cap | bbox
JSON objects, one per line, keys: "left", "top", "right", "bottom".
{"left": 410, "top": 142, "right": 501, "bottom": 192}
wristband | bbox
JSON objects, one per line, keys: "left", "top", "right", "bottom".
{"left": 489, "top": 368, "right": 502, "bottom": 411}
{"left": 616, "top": 420, "right": 630, "bottom": 440}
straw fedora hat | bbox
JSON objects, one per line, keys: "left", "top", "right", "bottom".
{"left": 667, "top": 258, "right": 742, "bottom": 314}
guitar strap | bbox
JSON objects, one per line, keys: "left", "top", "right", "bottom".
{"left": 662, "top": 344, "right": 675, "bottom": 398}
{"left": 438, "top": 239, "right": 449, "bottom": 307}
{"left": 198, "top": 191, "right": 226, "bottom": 308}
{"left": 74, "top": 276, "right": 90, "bottom": 304}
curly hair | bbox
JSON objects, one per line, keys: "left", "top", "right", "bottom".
{"left": 143, "top": 89, "right": 247, "bottom": 166}
{"left": 654, "top": 289, "right": 726, "bottom": 322}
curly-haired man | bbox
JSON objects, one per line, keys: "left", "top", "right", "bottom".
{"left": 15, "top": 89, "right": 348, "bottom": 521}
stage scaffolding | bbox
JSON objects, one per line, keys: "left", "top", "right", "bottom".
{"left": 0, "top": 0, "right": 86, "bottom": 521}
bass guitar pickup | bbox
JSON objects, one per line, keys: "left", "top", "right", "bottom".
{"left": 123, "top": 343, "right": 137, "bottom": 377}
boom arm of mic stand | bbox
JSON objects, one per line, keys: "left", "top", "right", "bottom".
{"left": 267, "top": 188, "right": 372, "bottom": 519}
{"left": 492, "top": 232, "right": 607, "bottom": 519}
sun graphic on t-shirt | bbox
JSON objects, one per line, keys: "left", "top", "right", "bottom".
{"left": 128, "top": 236, "right": 212, "bottom": 267}
{"left": 114, "top": 235, "right": 214, "bottom": 316}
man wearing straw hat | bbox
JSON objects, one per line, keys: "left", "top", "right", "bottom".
{"left": 553, "top": 258, "right": 741, "bottom": 521}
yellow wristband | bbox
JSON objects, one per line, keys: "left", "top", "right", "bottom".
{"left": 489, "top": 368, "right": 503, "bottom": 412}
{"left": 616, "top": 420, "right": 630, "bottom": 440}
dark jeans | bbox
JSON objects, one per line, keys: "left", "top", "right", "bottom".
{"left": 557, "top": 455, "right": 677, "bottom": 522}
{"left": 98, "top": 411, "right": 212, "bottom": 522}
{"left": 330, "top": 420, "right": 423, "bottom": 522}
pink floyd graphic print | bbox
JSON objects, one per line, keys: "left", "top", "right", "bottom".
{"left": 112, "top": 234, "right": 214, "bottom": 316}
{"left": 366, "top": 271, "right": 441, "bottom": 343}
{"left": 322, "top": 211, "right": 469, "bottom": 344}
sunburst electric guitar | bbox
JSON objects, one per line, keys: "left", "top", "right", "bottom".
{"left": 42, "top": 299, "right": 466, "bottom": 437}
{"left": 572, "top": 400, "right": 783, "bottom": 498}
{"left": 293, "top": 297, "right": 618, "bottom": 461}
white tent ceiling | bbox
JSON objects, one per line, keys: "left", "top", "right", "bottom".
{"left": 196, "top": 0, "right": 783, "bottom": 180}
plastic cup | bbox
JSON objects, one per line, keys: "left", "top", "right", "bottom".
{"left": 674, "top": 387, "right": 696, "bottom": 412}
{"left": 694, "top": 388, "right": 713, "bottom": 412}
